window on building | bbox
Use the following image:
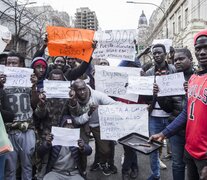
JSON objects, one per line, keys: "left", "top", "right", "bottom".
{"left": 30, "top": 43, "right": 35, "bottom": 57}
{"left": 18, "top": 38, "right": 28, "bottom": 56}
{"left": 178, "top": 15, "right": 181, "bottom": 32}
{"left": 173, "top": 22, "right": 175, "bottom": 34}
{"left": 185, "top": 8, "right": 188, "bottom": 27}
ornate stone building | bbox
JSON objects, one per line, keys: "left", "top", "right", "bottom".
{"left": 146, "top": 0, "right": 207, "bottom": 64}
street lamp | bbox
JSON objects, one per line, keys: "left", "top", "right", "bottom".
{"left": 126, "top": 1, "right": 168, "bottom": 38}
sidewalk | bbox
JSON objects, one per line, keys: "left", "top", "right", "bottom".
{"left": 86, "top": 140, "right": 173, "bottom": 180}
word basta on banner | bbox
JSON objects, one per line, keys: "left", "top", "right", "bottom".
{"left": 47, "top": 26, "right": 95, "bottom": 63}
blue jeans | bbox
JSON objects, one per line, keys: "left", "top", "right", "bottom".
{"left": 5, "top": 129, "right": 36, "bottom": 180}
{"left": 170, "top": 134, "right": 185, "bottom": 180}
{"left": 0, "top": 155, "right": 6, "bottom": 179}
{"left": 149, "top": 116, "right": 170, "bottom": 178}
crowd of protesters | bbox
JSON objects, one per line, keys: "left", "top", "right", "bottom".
{"left": 0, "top": 29, "right": 206, "bottom": 180}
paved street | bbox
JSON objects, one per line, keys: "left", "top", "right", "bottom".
{"left": 86, "top": 140, "right": 175, "bottom": 180}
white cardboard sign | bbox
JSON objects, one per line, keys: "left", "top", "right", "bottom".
{"left": 95, "top": 65, "right": 141, "bottom": 102}
{"left": 99, "top": 104, "right": 148, "bottom": 141}
{"left": 4, "top": 67, "right": 33, "bottom": 88}
{"left": 44, "top": 80, "right": 70, "bottom": 98}
{"left": 156, "top": 72, "right": 185, "bottom": 96}
{"left": 93, "top": 29, "right": 137, "bottom": 61}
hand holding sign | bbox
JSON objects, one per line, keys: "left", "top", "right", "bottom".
{"left": 92, "top": 40, "right": 98, "bottom": 50}
{"left": 69, "top": 89, "right": 77, "bottom": 106}
{"left": 30, "top": 73, "right": 38, "bottom": 86}
{"left": 38, "top": 93, "right": 46, "bottom": 107}
{"left": 183, "top": 81, "right": 188, "bottom": 92}
{"left": 44, "top": 34, "right": 48, "bottom": 47}
{"left": 88, "top": 104, "right": 98, "bottom": 116}
{"left": 153, "top": 83, "right": 159, "bottom": 96}
{"left": 45, "top": 133, "right": 53, "bottom": 145}
{"left": 78, "top": 139, "right": 85, "bottom": 150}
{"left": 0, "top": 74, "right": 6, "bottom": 88}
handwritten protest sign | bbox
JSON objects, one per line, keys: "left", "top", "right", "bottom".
{"left": 4, "top": 67, "right": 33, "bottom": 87}
{"left": 0, "top": 25, "right": 11, "bottom": 53}
{"left": 99, "top": 104, "right": 148, "bottom": 141}
{"left": 156, "top": 72, "right": 185, "bottom": 96}
{"left": 152, "top": 39, "right": 172, "bottom": 53}
{"left": 51, "top": 126, "right": 80, "bottom": 147}
{"left": 127, "top": 75, "right": 154, "bottom": 95}
{"left": 47, "top": 26, "right": 95, "bottom": 62}
{"left": 44, "top": 80, "right": 70, "bottom": 98}
{"left": 93, "top": 29, "right": 137, "bottom": 61}
{"left": 95, "top": 65, "right": 141, "bottom": 102}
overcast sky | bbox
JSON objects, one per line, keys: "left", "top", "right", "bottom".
{"left": 33, "top": 0, "right": 162, "bottom": 30}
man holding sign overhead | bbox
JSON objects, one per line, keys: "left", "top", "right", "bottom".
{"left": 35, "top": 27, "right": 97, "bottom": 82}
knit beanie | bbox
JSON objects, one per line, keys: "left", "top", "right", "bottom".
{"left": 194, "top": 29, "right": 207, "bottom": 46}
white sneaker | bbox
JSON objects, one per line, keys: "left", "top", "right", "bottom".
{"left": 159, "top": 158, "right": 167, "bottom": 169}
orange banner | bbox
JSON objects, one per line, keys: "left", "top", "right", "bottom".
{"left": 47, "top": 26, "right": 95, "bottom": 63}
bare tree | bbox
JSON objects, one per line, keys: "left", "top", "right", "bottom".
{"left": 0, "top": 0, "right": 46, "bottom": 55}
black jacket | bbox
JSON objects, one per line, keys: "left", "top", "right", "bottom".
{"left": 0, "top": 88, "right": 15, "bottom": 122}
{"left": 144, "top": 62, "right": 177, "bottom": 114}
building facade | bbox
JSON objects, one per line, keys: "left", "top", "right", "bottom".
{"left": 0, "top": 0, "right": 70, "bottom": 66}
{"left": 146, "top": 0, "right": 207, "bottom": 64}
{"left": 75, "top": 7, "right": 99, "bottom": 31}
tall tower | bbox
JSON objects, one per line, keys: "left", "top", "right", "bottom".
{"left": 137, "top": 11, "right": 150, "bottom": 64}
{"left": 138, "top": 10, "right": 148, "bottom": 50}
{"left": 75, "top": 7, "right": 99, "bottom": 31}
